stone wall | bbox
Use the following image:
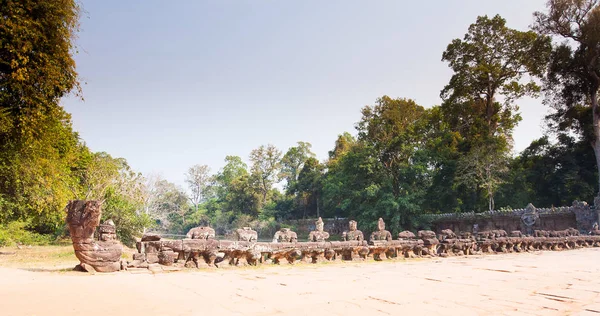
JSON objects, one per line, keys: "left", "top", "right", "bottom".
{"left": 428, "top": 202, "right": 598, "bottom": 235}
{"left": 434, "top": 213, "right": 577, "bottom": 234}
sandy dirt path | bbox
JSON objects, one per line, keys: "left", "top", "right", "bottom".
{"left": 2, "top": 248, "right": 600, "bottom": 315}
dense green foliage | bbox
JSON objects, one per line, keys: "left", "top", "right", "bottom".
{"left": 0, "top": 0, "right": 153, "bottom": 245}
{"left": 1, "top": 1, "right": 600, "bottom": 242}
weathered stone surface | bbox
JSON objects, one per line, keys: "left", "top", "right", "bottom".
{"left": 398, "top": 231, "right": 416, "bottom": 239}
{"left": 141, "top": 233, "right": 161, "bottom": 241}
{"left": 66, "top": 200, "right": 123, "bottom": 273}
{"left": 439, "top": 229, "right": 457, "bottom": 241}
{"left": 273, "top": 228, "right": 298, "bottom": 242}
{"left": 369, "top": 218, "right": 392, "bottom": 242}
{"left": 510, "top": 231, "right": 523, "bottom": 237}
{"left": 342, "top": 220, "right": 364, "bottom": 241}
{"left": 235, "top": 227, "right": 258, "bottom": 242}
{"left": 160, "top": 240, "right": 183, "bottom": 252}
{"left": 308, "top": 217, "right": 330, "bottom": 242}
{"left": 146, "top": 253, "right": 159, "bottom": 264}
{"left": 158, "top": 251, "right": 176, "bottom": 266}
{"left": 186, "top": 226, "right": 215, "bottom": 239}
{"left": 418, "top": 230, "right": 437, "bottom": 240}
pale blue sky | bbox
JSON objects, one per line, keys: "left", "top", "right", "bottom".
{"left": 62, "top": 0, "right": 549, "bottom": 189}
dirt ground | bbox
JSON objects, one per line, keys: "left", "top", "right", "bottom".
{"left": 1, "top": 246, "right": 600, "bottom": 315}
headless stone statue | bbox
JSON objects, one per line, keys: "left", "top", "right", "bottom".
{"left": 235, "top": 227, "right": 258, "bottom": 242}
{"left": 308, "top": 217, "right": 330, "bottom": 242}
{"left": 186, "top": 226, "right": 215, "bottom": 239}
{"left": 273, "top": 228, "right": 298, "bottom": 242}
{"left": 369, "top": 218, "right": 392, "bottom": 242}
{"left": 342, "top": 220, "right": 364, "bottom": 241}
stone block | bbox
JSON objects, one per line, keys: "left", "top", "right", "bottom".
{"left": 146, "top": 253, "right": 159, "bottom": 264}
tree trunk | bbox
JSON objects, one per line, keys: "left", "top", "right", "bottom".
{"left": 316, "top": 194, "right": 320, "bottom": 218}
{"left": 592, "top": 90, "right": 600, "bottom": 195}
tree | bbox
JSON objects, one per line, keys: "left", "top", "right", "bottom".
{"left": 497, "top": 135, "right": 597, "bottom": 208}
{"left": 280, "top": 142, "right": 315, "bottom": 194}
{"left": 438, "top": 15, "right": 551, "bottom": 211}
{"left": 184, "top": 164, "right": 211, "bottom": 212}
{"left": 296, "top": 157, "right": 324, "bottom": 218}
{"left": 328, "top": 132, "right": 356, "bottom": 163}
{"left": 321, "top": 96, "right": 433, "bottom": 233}
{"left": 225, "top": 173, "right": 262, "bottom": 216}
{"left": 153, "top": 180, "right": 190, "bottom": 232}
{"left": 534, "top": 0, "right": 600, "bottom": 192}
{"left": 76, "top": 152, "right": 121, "bottom": 201}
{"left": 216, "top": 156, "right": 248, "bottom": 188}
{"left": 0, "top": 0, "right": 82, "bottom": 233}
{"left": 249, "top": 144, "right": 282, "bottom": 207}
{"left": 454, "top": 143, "right": 510, "bottom": 211}
{"left": 100, "top": 159, "right": 153, "bottom": 245}
{"left": 357, "top": 96, "right": 429, "bottom": 198}
{"left": 441, "top": 14, "right": 551, "bottom": 148}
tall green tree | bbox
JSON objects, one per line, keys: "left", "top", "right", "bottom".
{"left": 322, "top": 96, "right": 432, "bottom": 233}
{"left": 357, "top": 96, "right": 429, "bottom": 199}
{"left": 439, "top": 14, "right": 551, "bottom": 211}
{"left": 296, "top": 157, "right": 324, "bottom": 218}
{"left": 454, "top": 143, "right": 510, "bottom": 211}
{"left": 184, "top": 164, "right": 211, "bottom": 212}
{"left": 0, "top": 0, "right": 82, "bottom": 232}
{"left": 280, "top": 142, "right": 315, "bottom": 195}
{"left": 441, "top": 14, "right": 551, "bottom": 149}
{"left": 328, "top": 132, "right": 356, "bottom": 163}
{"left": 534, "top": 0, "right": 600, "bottom": 192}
{"left": 249, "top": 144, "right": 282, "bottom": 208}
{"left": 497, "top": 135, "right": 597, "bottom": 208}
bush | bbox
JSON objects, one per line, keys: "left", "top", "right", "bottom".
{"left": 0, "top": 221, "right": 54, "bottom": 247}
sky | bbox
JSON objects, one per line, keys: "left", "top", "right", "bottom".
{"left": 62, "top": 0, "right": 550, "bottom": 189}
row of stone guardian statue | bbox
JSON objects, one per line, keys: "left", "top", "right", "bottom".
{"left": 65, "top": 199, "right": 600, "bottom": 272}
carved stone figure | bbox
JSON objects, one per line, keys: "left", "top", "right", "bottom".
{"left": 186, "top": 226, "right": 215, "bottom": 239}
{"left": 342, "top": 220, "right": 364, "bottom": 241}
{"left": 521, "top": 203, "right": 539, "bottom": 235}
{"left": 398, "top": 230, "right": 416, "bottom": 239}
{"left": 235, "top": 227, "right": 258, "bottom": 242}
{"left": 439, "top": 229, "right": 457, "bottom": 241}
{"left": 66, "top": 200, "right": 123, "bottom": 273}
{"left": 308, "top": 217, "right": 330, "bottom": 242}
{"left": 591, "top": 222, "right": 600, "bottom": 235}
{"left": 141, "top": 233, "right": 161, "bottom": 241}
{"left": 370, "top": 218, "right": 392, "bottom": 242}
{"left": 273, "top": 228, "right": 298, "bottom": 242}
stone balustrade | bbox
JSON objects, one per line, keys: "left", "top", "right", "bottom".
{"left": 126, "top": 227, "right": 600, "bottom": 270}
